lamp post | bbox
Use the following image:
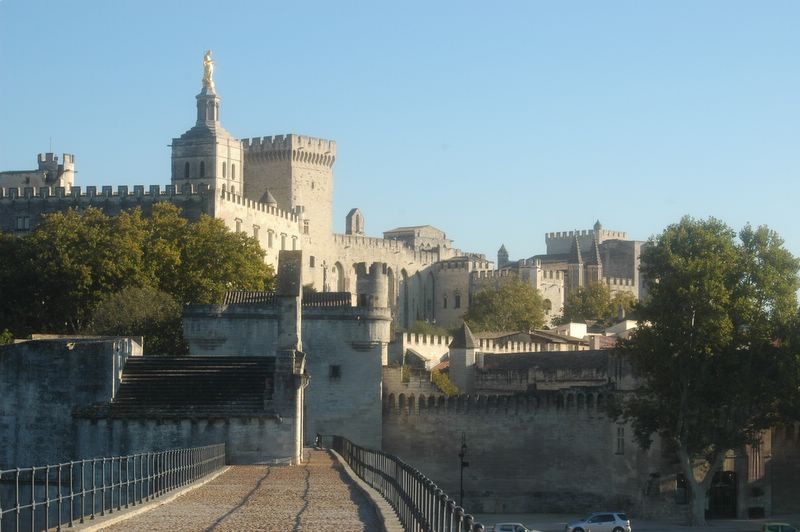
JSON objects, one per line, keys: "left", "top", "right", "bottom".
{"left": 458, "top": 432, "right": 469, "bottom": 507}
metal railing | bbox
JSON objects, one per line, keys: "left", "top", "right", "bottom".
{"left": 0, "top": 443, "right": 226, "bottom": 532}
{"left": 320, "top": 435, "right": 484, "bottom": 532}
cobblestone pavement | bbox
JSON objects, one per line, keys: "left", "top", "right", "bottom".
{"left": 103, "top": 450, "right": 382, "bottom": 532}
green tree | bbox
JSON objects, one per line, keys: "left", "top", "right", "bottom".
{"left": 0, "top": 329, "right": 13, "bottom": 345}
{"left": 617, "top": 217, "right": 800, "bottom": 525}
{"left": 557, "top": 282, "right": 636, "bottom": 325}
{"left": 431, "top": 369, "right": 459, "bottom": 396}
{"left": 463, "top": 277, "right": 545, "bottom": 332}
{"left": 0, "top": 205, "right": 275, "bottom": 352}
{"left": 87, "top": 285, "right": 187, "bottom": 356}
{"left": 15, "top": 208, "right": 147, "bottom": 333}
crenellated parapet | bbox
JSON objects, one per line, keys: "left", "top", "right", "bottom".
{"left": 0, "top": 183, "right": 211, "bottom": 202}
{"left": 401, "top": 332, "right": 453, "bottom": 348}
{"left": 216, "top": 188, "right": 299, "bottom": 222}
{"left": 471, "top": 269, "right": 512, "bottom": 280}
{"left": 476, "top": 338, "right": 562, "bottom": 353}
{"left": 241, "top": 134, "right": 336, "bottom": 168}
{"left": 383, "top": 389, "right": 615, "bottom": 416}
{"left": 607, "top": 277, "right": 635, "bottom": 288}
{"left": 545, "top": 228, "right": 627, "bottom": 241}
{"left": 332, "top": 233, "right": 443, "bottom": 265}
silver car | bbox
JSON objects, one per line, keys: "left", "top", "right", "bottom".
{"left": 565, "top": 512, "right": 632, "bottom": 532}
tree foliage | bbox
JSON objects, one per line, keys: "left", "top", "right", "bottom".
{"left": 87, "top": 285, "right": 188, "bottom": 356}
{"left": 406, "top": 320, "right": 451, "bottom": 337}
{"left": 617, "top": 217, "right": 800, "bottom": 525}
{"left": 463, "top": 277, "right": 545, "bottom": 332}
{"left": 0, "top": 204, "right": 275, "bottom": 353}
{"left": 556, "top": 282, "right": 636, "bottom": 326}
{"left": 431, "top": 370, "right": 459, "bottom": 396}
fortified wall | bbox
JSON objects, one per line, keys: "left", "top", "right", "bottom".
{"left": 0, "top": 337, "right": 141, "bottom": 468}
{"left": 183, "top": 261, "right": 393, "bottom": 449}
{"left": 381, "top": 390, "right": 663, "bottom": 515}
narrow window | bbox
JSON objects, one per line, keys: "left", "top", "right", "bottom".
{"left": 303, "top": 220, "right": 310, "bottom": 235}
{"left": 253, "top": 225, "right": 259, "bottom": 239}
{"left": 200, "top": 161, "right": 205, "bottom": 178}
{"left": 443, "top": 296, "right": 448, "bottom": 309}
{"left": 616, "top": 425, "right": 625, "bottom": 454}
{"left": 231, "top": 186, "right": 235, "bottom": 195}
{"left": 281, "top": 234, "right": 286, "bottom": 250}
{"left": 222, "top": 161, "right": 227, "bottom": 178}
{"left": 235, "top": 219, "right": 242, "bottom": 233}
{"left": 184, "top": 162, "right": 190, "bottom": 179}
{"left": 231, "top": 164, "right": 236, "bottom": 180}
{"left": 454, "top": 294, "right": 461, "bottom": 309}
{"left": 16, "top": 216, "right": 30, "bottom": 231}
{"left": 268, "top": 231, "right": 274, "bottom": 248}
{"left": 329, "top": 365, "right": 341, "bottom": 380}
{"left": 310, "top": 256, "right": 316, "bottom": 268}
{"left": 292, "top": 237, "right": 297, "bottom": 250}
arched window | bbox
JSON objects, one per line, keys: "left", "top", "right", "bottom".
{"left": 231, "top": 164, "right": 236, "bottom": 180}
{"left": 222, "top": 161, "right": 227, "bottom": 178}
{"left": 200, "top": 161, "right": 205, "bottom": 178}
{"left": 184, "top": 162, "right": 190, "bottom": 179}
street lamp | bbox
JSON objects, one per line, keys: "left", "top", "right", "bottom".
{"left": 458, "top": 432, "right": 469, "bottom": 507}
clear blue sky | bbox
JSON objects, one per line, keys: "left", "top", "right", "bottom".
{"left": 2, "top": 1, "right": 798, "bottom": 262}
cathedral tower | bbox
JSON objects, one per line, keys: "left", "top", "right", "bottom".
{"left": 171, "top": 51, "right": 244, "bottom": 195}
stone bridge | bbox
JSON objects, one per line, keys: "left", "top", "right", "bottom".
{"left": 86, "top": 449, "right": 401, "bottom": 532}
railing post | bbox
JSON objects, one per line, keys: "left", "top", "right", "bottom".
{"left": 446, "top": 499, "right": 456, "bottom": 532}
{"left": 31, "top": 465, "right": 37, "bottom": 532}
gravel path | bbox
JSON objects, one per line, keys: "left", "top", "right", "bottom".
{"left": 103, "top": 450, "right": 382, "bottom": 531}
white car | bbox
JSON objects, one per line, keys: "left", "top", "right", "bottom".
{"left": 565, "top": 512, "right": 632, "bottom": 532}
{"left": 492, "top": 523, "right": 533, "bottom": 532}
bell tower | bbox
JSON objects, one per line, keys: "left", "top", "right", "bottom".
{"left": 171, "top": 51, "right": 244, "bottom": 195}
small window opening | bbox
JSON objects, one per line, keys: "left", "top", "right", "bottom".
{"left": 184, "top": 162, "right": 190, "bottom": 179}
{"left": 329, "top": 365, "right": 341, "bottom": 380}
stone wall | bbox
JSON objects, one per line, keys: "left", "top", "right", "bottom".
{"left": 0, "top": 184, "right": 211, "bottom": 235}
{"left": 183, "top": 302, "right": 391, "bottom": 449}
{"left": 0, "top": 337, "right": 140, "bottom": 468}
{"left": 75, "top": 416, "right": 296, "bottom": 464}
{"left": 770, "top": 424, "right": 800, "bottom": 513}
{"left": 381, "top": 392, "right": 665, "bottom": 515}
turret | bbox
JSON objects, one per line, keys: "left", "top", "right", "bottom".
{"left": 448, "top": 322, "right": 478, "bottom": 393}
{"left": 497, "top": 244, "right": 509, "bottom": 269}
{"left": 355, "top": 261, "right": 388, "bottom": 308}
{"left": 37, "top": 153, "right": 75, "bottom": 189}
{"left": 346, "top": 208, "right": 365, "bottom": 235}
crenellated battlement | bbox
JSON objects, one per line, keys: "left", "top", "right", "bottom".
{"left": 536, "top": 269, "right": 564, "bottom": 280}
{"left": 384, "top": 389, "right": 614, "bottom": 416}
{"left": 241, "top": 134, "right": 336, "bottom": 167}
{"left": 216, "top": 188, "right": 299, "bottom": 222}
{"left": 332, "top": 233, "right": 441, "bottom": 265}
{"left": 401, "top": 332, "right": 452, "bottom": 347}
{"left": 0, "top": 183, "right": 213, "bottom": 201}
{"left": 439, "top": 258, "right": 493, "bottom": 272}
{"left": 607, "top": 277, "right": 635, "bottom": 287}
{"left": 545, "top": 228, "right": 627, "bottom": 241}
{"left": 476, "top": 338, "right": 563, "bottom": 353}
{"left": 472, "top": 269, "right": 512, "bottom": 280}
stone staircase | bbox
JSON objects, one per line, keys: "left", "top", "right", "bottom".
{"left": 110, "top": 356, "right": 276, "bottom": 417}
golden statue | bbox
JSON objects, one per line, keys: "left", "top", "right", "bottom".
{"left": 203, "top": 50, "right": 214, "bottom": 88}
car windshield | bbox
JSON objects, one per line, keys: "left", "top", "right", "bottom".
{"left": 618, "top": 513, "right": 629, "bottom": 521}
{"left": 582, "top": 515, "right": 595, "bottom": 522}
